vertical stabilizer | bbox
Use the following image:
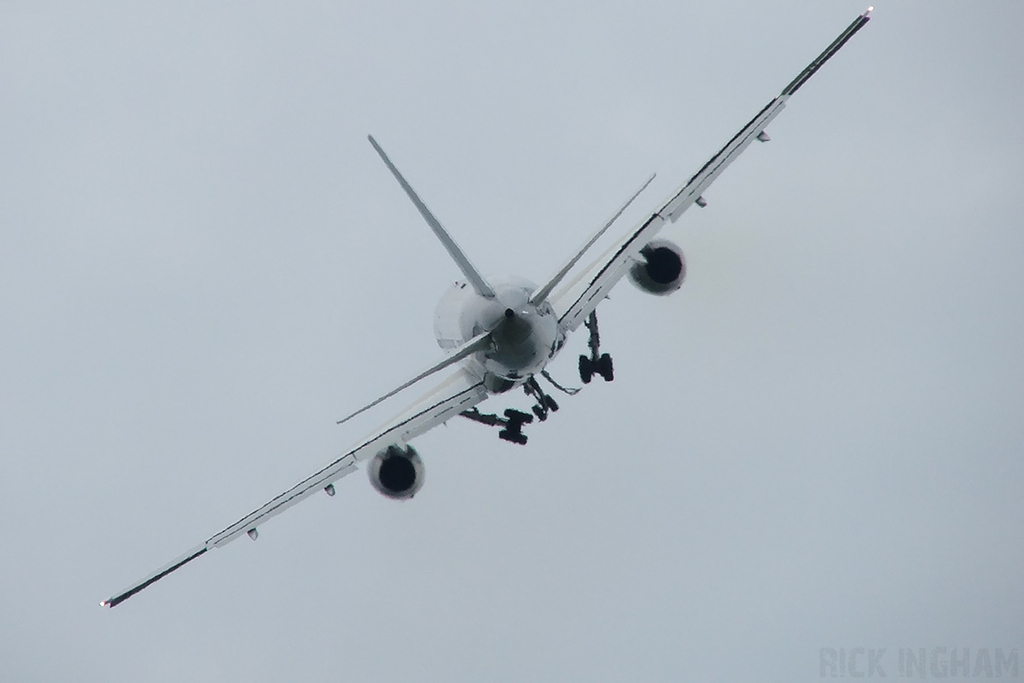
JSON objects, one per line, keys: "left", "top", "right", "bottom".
{"left": 368, "top": 136, "right": 496, "bottom": 298}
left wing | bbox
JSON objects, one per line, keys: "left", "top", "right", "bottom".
{"left": 101, "top": 366, "right": 488, "bottom": 607}
{"left": 550, "top": 8, "right": 872, "bottom": 333}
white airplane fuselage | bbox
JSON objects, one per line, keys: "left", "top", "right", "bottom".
{"left": 433, "top": 276, "right": 564, "bottom": 392}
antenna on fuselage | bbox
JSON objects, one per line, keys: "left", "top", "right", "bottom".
{"left": 368, "top": 135, "right": 496, "bottom": 299}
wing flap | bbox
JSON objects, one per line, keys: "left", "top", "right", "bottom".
{"left": 551, "top": 213, "right": 666, "bottom": 334}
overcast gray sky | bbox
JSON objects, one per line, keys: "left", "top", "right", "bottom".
{"left": 2, "top": 1, "right": 1022, "bottom": 681}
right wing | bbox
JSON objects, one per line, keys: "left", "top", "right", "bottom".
{"left": 101, "top": 366, "right": 488, "bottom": 608}
{"left": 549, "top": 8, "right": 872, "bottom": 334}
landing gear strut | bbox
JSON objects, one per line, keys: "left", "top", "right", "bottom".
{"left": 460, "top": 374, "right": 563, "bottom": 445}
{"left": 578, "top": 310, "right": 614, "bottom": 383}
{"left": 523, "top": 376, "right": 559, "bottom": 422}
{"left": 461, "top": 407, "right": 533, "bottom": 445}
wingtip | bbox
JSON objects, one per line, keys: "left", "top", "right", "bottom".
{"left": 864, "top": 6, "right": 873, "bottom": 18}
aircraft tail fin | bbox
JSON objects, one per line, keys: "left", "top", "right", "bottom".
{"left": 368, "top": 135, "right": 496, "bottom": 298}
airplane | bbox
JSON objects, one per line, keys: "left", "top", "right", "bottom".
{"left": 101, "top": 8, "right": 872, "bottom": 608}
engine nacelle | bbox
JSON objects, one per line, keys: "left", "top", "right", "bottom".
{"left": 628, "top": 239, "right": 686, "bottom": 295}
{"left": 368, "top": 445, "right": 425, "bottom": 500}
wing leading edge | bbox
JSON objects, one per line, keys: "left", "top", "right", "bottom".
{"left": 550, "top": 8, "right": 872, "bottom": 333}
{"left": 101, "top": 367, "right": 488, "bottom": 608}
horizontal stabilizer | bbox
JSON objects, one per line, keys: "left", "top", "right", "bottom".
{"left": 530, "top": 173, "right": 656, "bottom": 305}
{"left": 335, "top": 330, "right": 491, "bottom": 426}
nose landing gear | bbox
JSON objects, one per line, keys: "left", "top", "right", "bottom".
{"left": 579, "top": 311, "right": 614, "bottom": 383}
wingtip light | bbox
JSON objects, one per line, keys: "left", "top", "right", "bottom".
{"left": 866, "top": 6, "right": 873, "bottom": 16}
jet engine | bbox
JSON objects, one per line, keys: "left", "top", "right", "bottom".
{"left": 628, "top": 239, "right": 686, "bottom": 295}
{"left": 368, "top": 445, "right": 425, "bottom": 500}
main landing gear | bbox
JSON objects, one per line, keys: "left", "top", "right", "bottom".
{"left": 578, "top": 310, "right": 613, "bottom": 383}
{"left": 523, "top": 376, "right": 559, "bottom": 422}
{"left": 461, "top": 312, "right": 614, "bottom": 445}
{"left": 460, "top": 375, "right": 563, "bottom": 445}
{"left": 461, "top": 407, "right": 533, "bottom": 445}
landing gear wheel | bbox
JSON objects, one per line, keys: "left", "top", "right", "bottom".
{"left": 462, "top": 408, "right": 534, "bottom": 444}
{"left": 579, "top": 355, "right": 594, "bottom": 384}
{"left": 532, "top": 405, "right": 548, "bottom": 422}
{"left": 597, "top": 353, "right": 614, "bottom": 382}
{"left": 498, "top": 429, "right": 528, "bottom": 445}
{"left": 543, "top": 394, "right": 559, "bottom": 411}
{"left": 503, "top": 408, "right": 533, "bottom": 426}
